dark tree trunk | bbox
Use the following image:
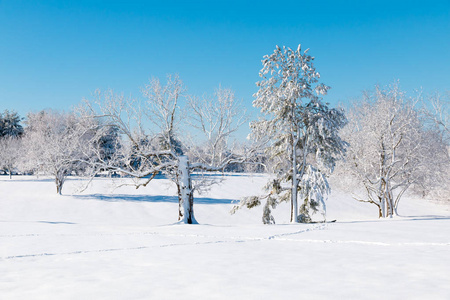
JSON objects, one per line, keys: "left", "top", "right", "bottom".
{"left": 55, "top": 170, "right": 66, "bottom": 195}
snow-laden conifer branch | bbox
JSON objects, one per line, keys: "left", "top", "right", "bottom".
{"left": 234, "top": 44, "right": 347, "bottom": 223}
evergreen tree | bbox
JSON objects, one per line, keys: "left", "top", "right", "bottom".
{"left": 0, "top": 110, "right": 24, "bottom": 138}
{"left": 233, "top": 45, "right": 347, "bottom": 223}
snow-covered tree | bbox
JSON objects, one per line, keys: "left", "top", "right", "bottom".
{"left": 232, "top": 45, "right": 347, "bottom": 223}
{"left": 23, "top": 110, "right": 95, "bottom": 194}
{"left": 423, "top": 91, "right": 449, "bottom": 146}
{"left": 92, "top": 124, "right": 121, "bottom": 170}
{"left": 0, "top": 136, "right": 22, "bottom": 178}
{"left": 186, "top": 86, "right": 248, "bottom": 167}
{"left": 416, "top": 91, "right": 450, "bottom": 200}
{"left": 412, "top": 126, "right": 450, "bottom": 201}
{"left": 0, "top": 110, "right": 24, "bottom": 138}
{"left": 341, "top": 84, "right": 449, "bottom": 217}
{"left": 0, "top": 110, "right": 25, "bottom": 178}
{"left": 83, "top": 75, "right": 250, "bottom": 224}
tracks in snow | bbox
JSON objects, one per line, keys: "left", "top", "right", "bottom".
{"left": 2, "top": 224, "right": 326, "bottom": 260}
{"left": 2, "top": 223, "right": 449, "bottom": 260}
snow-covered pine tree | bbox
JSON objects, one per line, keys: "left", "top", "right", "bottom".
{"left": 233, "top": 45, "right": 347, "bottom": 223}
{"left": 95, "top": 124, "right": 120, "bottom": 166}
{"left": 0, "top": 110, "right": 24, "bottom": 138}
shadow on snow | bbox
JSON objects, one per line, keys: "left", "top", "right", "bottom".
{"left": 37, "top": 221, "right": 77, "bottom": 225}
{"left": 73, "top": 194, "right": 236, "bottom": 205}
{"left": 336, "top": 215, "right": 450, "bottom": 224}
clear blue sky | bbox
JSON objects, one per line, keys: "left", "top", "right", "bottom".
{"left": 1, "top": 0, "right": 449, "bottom": 138}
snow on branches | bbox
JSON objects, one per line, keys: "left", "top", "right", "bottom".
{"left": 340, "top": 83, "right": 449, "bottom": 217}
{"left": 233, "top": 45, "right": 347, "bottom": 223}
{"left": 82, "top": 75, "right": 252, "bottom": 224}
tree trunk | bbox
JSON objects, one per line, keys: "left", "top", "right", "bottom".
{"left": 55, "top": 170, "right": 65, "bottom": 195}
{"left": 380, "top": 196, "right": 386, "bottom": 218}
{"left": 387, "top": 196, "right": 394, "bottom": 218}
{"left": 385, "top": 181, "right": 394, "bottom": 218}
{"left": 393, "top": 204, "right": 399, "bottom": 216}
{"left": 178, "top": 156, "right": 197, "bottom": 224}
{"left": 177, "top": 181, "right": 183, "bottom": 221}
{"left": 291, "top": 144, "right": 298, "bottom": 223}
{"left": 56, "top": 178, "right": 63, "bottom": 195}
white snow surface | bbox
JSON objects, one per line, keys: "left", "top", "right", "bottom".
{"left": 1, "top": 174, "right": 449, "bottom": 300}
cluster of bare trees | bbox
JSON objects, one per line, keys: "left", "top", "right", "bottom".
{"left": 0, "top": 75, "right": 258, "bottom": 223}
{"left": 1, "top": 49, "right": 448, "bottom": 223}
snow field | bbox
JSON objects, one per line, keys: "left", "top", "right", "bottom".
{"left": 1, "top": 175, "right": 449, "bottom": 299}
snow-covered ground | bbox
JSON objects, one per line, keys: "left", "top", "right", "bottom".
{"left": 1, "top": 175, "right": 449, "bottom": 300}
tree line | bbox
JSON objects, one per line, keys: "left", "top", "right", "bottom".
{"left": 1, "top": 45, "right": 448, "bottom": 223}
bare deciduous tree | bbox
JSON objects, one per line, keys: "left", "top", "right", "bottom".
{"left": 341, "top": 84, "right": 449, "bottom": 217}
{"left": 0, "top": 136, "right": 22, "bottom": 178}
{"left": 186, "top": 86, "right": 248, "bottom": 167}
{"left": 23, "top": 110, "right": 95, "bottom": 194}
{"left": 83, "top": 75, "right": 251, "bottom": 224}
{"left": 418, "top": 91, "right": 450, "bottom": 200}
{"left": 423, "top": 91, "right": 449, "bottom": 143}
